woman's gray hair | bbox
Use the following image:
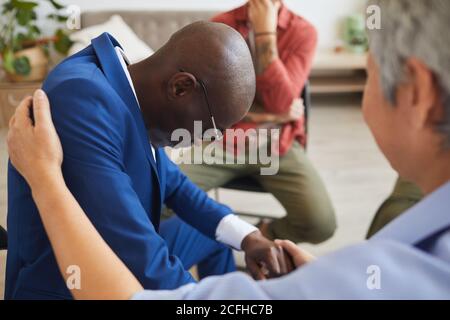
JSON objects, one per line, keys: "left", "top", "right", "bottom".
{"left": 368, "top": 0, "right": 450, "bottom": 145}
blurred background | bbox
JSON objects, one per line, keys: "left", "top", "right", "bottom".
{"left": 0, "top": 0, "right": 396, "bottom": 299}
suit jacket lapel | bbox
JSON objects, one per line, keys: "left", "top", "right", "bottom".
{"left": 91, "top": 33, "right": 162, "bottom": 226}
{"left": 91, "top": 33, "right": 159, "bottom": 174}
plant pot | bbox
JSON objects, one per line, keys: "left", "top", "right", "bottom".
{"left": 347, "top": 45, "right": 367, "bottom": 54}
{"left": 5, "top": 46, "right": 49, "bottom": 82}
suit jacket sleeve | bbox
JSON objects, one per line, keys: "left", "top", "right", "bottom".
{"left": 162, "top": 152, "right": 232, "bottom": 240}
{"left": 45, "top": 77, "right": 195, "bottom": 290}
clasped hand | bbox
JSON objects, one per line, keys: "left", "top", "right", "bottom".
{"left": 241, "top": 230, "right": 315, "bottom": 280}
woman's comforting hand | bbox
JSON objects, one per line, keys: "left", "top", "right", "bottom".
{"left": 274, "top": 239, "right": 315, "bottom": 269}
{"left": 7, "top": 89, "right": 63, "bottom": 189}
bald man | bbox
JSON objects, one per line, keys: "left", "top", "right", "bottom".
{"left": 5, "top": 22, "right": 292, "bottom": 300}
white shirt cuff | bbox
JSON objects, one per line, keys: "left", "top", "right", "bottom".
{"left": 215, "top": 214, "right": 258, "bottom": 250}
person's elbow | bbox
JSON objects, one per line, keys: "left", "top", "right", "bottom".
{"left": 261, "top": 83, "right": 300, "bottom": 114}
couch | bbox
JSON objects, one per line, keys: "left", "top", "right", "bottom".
{"left": 81, "top": 10, "right": 218, "bottom": 51}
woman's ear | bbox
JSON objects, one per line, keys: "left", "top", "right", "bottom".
{"left": 167, "top": 72, "right": 197, "bottom": 99}
{"left": 404, "top": 57, "right": 440, "bottom": 129}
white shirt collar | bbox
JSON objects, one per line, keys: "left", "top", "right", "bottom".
{"left": 115, "top": 47, "right": 138, "bottom": 101}
{"left": 115, "top": 46, "right": 156, "bottom": 159}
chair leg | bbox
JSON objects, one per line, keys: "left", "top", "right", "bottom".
{"left": 214, "top": 188, "right": 220, "bottom": 202}
{"left": 0, "top": 225, "right": 7, "bottom": 250}
{"left": 212, "top": 189, "right": 277, "bottom": 227}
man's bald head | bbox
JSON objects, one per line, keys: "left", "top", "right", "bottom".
{"left": 164, "top": 21, "right": 256, "bottom": 127}
{"left": 132, "top": 21, "right": 255, "bottom": 147}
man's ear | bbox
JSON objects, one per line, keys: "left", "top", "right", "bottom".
{"left": 404, "top": 57, "right": 440, "bottom": 129}
{"left": 167, "top": 72, "right": 197, "bottom": 100}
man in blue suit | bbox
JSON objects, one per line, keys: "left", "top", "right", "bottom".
{"left": 5, "top": 22, "right": 291, "bottom": 299}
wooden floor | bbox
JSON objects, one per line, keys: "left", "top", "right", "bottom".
{"left": 0, "top": 94, "right": 397, "bottom": 299}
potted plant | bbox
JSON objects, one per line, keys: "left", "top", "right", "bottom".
{"left": 0, "top": 0, "right": 73, "bottom": 82}
{"left": 344, "top": 14, "right": 368, "bottom": 54}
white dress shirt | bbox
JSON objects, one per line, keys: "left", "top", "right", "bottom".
{"left": 114, "top": 47, "right": 257, "bottom": 250}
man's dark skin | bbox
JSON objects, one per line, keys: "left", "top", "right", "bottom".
{"left": 127, "top": 21, "right": 293, "bottom": 279}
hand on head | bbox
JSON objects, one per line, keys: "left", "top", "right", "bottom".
{"left": 248, "top": 0, "right": 281, "bottom": 33}
{"left": 7, "top": 89, "right": 63, "bottom": 188}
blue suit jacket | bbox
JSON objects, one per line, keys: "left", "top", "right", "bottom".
{"left": 5, "top": 33, "right": 231, "bottom": 299}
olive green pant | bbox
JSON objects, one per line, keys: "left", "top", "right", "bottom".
{"left": 366, "top": 176, "right": 423, "bottom": 238}
{"left": 177, "top": 141, "right": 336, "bottom": 244}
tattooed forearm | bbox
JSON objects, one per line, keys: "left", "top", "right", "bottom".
{"left": 255, "top": 35, "right": 278, "bottom": 75}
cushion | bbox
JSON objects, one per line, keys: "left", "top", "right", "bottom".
{"left": 68, "top": 15, "right": 154, "bottom": 63}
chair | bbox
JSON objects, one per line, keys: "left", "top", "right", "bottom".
{"left": 214, "top": 81, "right": 311, "bottom": 220}
{"left": 0, "top": 225, "right": 7, "bottom": 250}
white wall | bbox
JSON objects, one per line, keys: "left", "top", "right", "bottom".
{"left": 41, "top": 0, "right": 366, "bottom": 49}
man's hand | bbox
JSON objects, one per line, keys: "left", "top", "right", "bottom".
{"left": 248, "top": 0, "right": 281, "bottom": 33}
{"left": 248, "top": 1, "right": 281, "bottom": 75}
{"left": 242, "top": 230, "right": 295, "bottom": 280}
{"left": 277, "top": 98, "right": 304, "bottom": 123}
{"left": 244, "top": 99, "right": 304, "bottom": 124}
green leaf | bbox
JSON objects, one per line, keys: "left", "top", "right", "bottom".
{"left": 2, "top": 2, "right": 14, "bottom": 13}
{"left": 53, "top": 29, "right": 73, "bottom": 55}
{"left": 16, "top": 32, "right": 29, "bottom": 41}
{"left": 41, "top": 44, "right": 50, "bottom": 57}
{"left": 11, "top": 0, "right": 38, "bottom": 11}
{"left": 16, "top": 8, "right": 33, "bottom": 25}
{"left": 2, "top": 48, "right": 16, "bottom": 73}
{"left": 48, "top": 0, "right": 64, "bottom": 10}
{"left": 47, "top": 13, "right": 69, "bottom": 22}
{"left": 12, "top": 32, "right": 26, "bottom": 50}
{"left": 29, "top": 25, "right": 41, "bottom": 36}
{"left": 13, "top": 55, "right": 31, "bottom": 75}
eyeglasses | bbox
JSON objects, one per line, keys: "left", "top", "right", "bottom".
{"left": 179, "top": 69, "right": 223, "bottom": 141}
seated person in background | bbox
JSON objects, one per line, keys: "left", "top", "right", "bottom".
{"left": 7, "top": 0, "right": 450, "bottom": 299}
{"left": 367, "top": 176, "right": 423, "bottom": 238}
{"left": 5, "top": 22, "right": 292, "bottom": 300}
{"left": 177, "top": 0, "right": 336, "bottom": 244}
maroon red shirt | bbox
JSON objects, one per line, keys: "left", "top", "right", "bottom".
{"left": 212, "top": 3, "right": 318, "bottom": 155}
